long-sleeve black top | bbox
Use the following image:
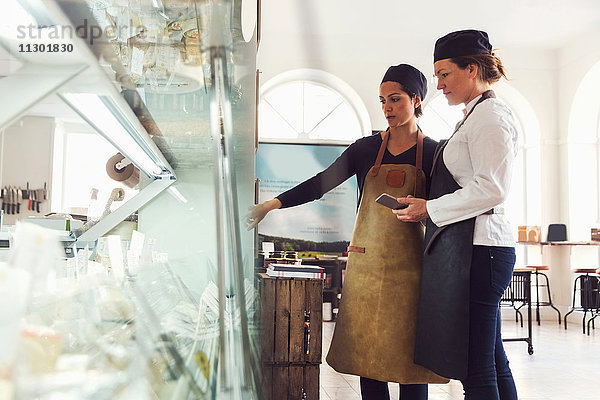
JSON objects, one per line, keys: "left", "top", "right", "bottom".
{"left": 276, "top": 133, "right": 438, "bottom": 209}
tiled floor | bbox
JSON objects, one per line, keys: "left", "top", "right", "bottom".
{"left": 320, "top": 312, "right": 600, "bottom": 399}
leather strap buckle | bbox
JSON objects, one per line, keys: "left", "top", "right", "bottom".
{"left": 347, "top": 246, "right": 365, "bottom": 253}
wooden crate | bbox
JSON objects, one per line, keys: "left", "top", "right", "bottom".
{"left": 258, "top": 274, "right": 322, "bottom": 400}
{"left": 301, "top": 259, "right": 344, "bottom": 319}
{"left": 261, "top": 364, "right": 320, "bottom": 400}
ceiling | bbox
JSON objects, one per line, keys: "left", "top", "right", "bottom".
{"left": 2, "top": 0, "right": 600, "bottom": 119}
{"left": 260, "top": 0, "right": 600, "bottom": 50}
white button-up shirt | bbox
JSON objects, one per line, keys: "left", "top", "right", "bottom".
{"left": 426, "top": 93, "right": 519, "bottom": 247}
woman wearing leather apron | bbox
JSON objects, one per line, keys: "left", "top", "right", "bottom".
{"left": 247, "top": 64, "right": 448, "bottom": 399}
{"left": 394, "top": 30, "right": 519, "bottom": 400}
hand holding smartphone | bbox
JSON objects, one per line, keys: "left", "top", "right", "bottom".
{"left": 375, "top": 193, "right": 408, "bottom": 210}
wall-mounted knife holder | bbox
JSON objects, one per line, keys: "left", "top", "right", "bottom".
{"left": 0, "top": 181, "right": 47, "bottom": 214}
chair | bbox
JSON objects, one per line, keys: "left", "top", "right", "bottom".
{"left": 525, "top": 265, "right": 561, "bottom": 325}
{"left": 547, "top": 223, "right": 567, "bottom": 242}
{"left": 501, "top": 274, "right": 525, "bottom": 327}
{"left": 563, "top": 268, "right": 600, "bottom": 334}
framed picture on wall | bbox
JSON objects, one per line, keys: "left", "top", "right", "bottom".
{"left": 256, "top": 141, "right": 358, "bottom": 254}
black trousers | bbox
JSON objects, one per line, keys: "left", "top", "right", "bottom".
{"left": 360, "top": 377, "right": 427, "bottom": 400}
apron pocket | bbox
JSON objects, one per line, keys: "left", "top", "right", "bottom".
{"left": 386, "top": 169, "right": 405, "bottom": 187}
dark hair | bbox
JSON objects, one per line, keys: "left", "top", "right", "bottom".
{"left": 397, "top": 84, "right": 423, "bottom": 118}
{"left": 450, "top": 52, "right": 507, "bottom": 84}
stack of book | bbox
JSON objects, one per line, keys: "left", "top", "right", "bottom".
{"left": 266, "top": 263, "right": 325, "bottom": 280}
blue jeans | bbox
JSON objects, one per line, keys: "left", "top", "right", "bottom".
{"left": 360, "top": 377, "right": 427, "bottom": 400}
{"left": 461, "top": 246, "right": 518, "bottom": 400}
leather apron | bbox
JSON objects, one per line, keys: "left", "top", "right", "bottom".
{"left": 413, "top": 91, "right": 496, "bottom": 380}
{"left": 326, "top": 130, "right": 448, "bottom": 384}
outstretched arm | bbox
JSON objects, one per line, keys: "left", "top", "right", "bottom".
{"left": 246, "top": 198, "right": 282, "bottom": 230}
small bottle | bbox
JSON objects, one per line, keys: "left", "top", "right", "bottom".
{"left": 87, "top": 188, "right": 102, "bottom": 222}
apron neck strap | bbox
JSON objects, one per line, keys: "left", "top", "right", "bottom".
{"left": 371, "top": 128, "right": 425, "bottom": 196}
{"left": 371, "top": 129, "right": 389, "bottom": 176}
{"left": 454, "top": 90, "right": 496, "bottom": 133}
{"left": 414, "top": 128, "right": 425, "bottom": 197}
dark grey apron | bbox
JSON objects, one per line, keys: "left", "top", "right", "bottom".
{"left": 413, "top": 90, "right": 496, "bottom": 380}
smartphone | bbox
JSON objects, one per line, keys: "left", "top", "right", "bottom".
{"left": 375, "top": 193, "right": 408, "bottom": 210}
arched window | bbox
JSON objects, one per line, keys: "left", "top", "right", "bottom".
{"left": 567, "top": 60, "right": 600, "bottom": 241}
{"left": 420, "top": 83, "right": 542, "bottom": 265}
{"left": 418, "top": 94, "right": 464, "bottom": 141}
{"left": 258, "top": 69, "right": 371, "bottom": 142}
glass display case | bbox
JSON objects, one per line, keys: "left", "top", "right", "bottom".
{"left": 0, "top": 0, "right": 259, "bottom": 398}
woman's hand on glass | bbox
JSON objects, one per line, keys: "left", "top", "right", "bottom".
{"left": 392, "top": 195, "right": 429, "bottom": 223}
{"left": 245, "top": 198, "right": 282, "bottom": 230}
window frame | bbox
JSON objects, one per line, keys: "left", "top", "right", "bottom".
{"left": 53, "top": 118, "right": 139, "bottom": 216}
{"left": 258, "top": 69, "right": 371, "bottom": 144}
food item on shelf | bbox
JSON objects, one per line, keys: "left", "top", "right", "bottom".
{"left": 517, "top": 225, "right": 541, "bottom": 242}
{"left": 167, "top": 20, "right": 184, "bottom": 37}
{"left": 182, "top": 29, "right": 202, "bottom": 65}
{"left": 98, "top": 286, "right": 136, "bottom": 324}
{"left": 19, "top": 327, "right": 64, "bottom": 374}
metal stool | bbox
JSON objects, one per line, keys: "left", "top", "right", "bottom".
{"left": 501, "top": 268, "right": 529, "bottom": 327}
{"left": 527, "top": 265, "right": 561, "bottom": 325}
{"left": 564, "top": 268, "right": 600, "bottom": 334}
{"left": 586, "top": 268, "right": 600, "bottom": 334}
{"left": 501, "top": 267, "right": 534, "bottom": 354}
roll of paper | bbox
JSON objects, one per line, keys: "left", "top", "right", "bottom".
{"left": 106, "top": 153, "right": 140, "bottom": 188}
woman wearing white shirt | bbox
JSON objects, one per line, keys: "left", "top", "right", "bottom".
{"left": 394, "top": 30, "right": 519, "bottom": 399}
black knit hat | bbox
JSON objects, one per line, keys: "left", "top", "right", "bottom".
{"left": 381, "top": 64, "right": 427, "bottom": 101}
{"left": 434, "top": 29, "right": 492, "bottom": 62}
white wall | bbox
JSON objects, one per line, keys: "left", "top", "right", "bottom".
{"left": 258, "top": 24, "right": 560, "bottom": 136}
{"left": 499, "top": 48, "right": 560, "bottom": 229}
{"left": 558, "top": 25, "right": 600, "bottom": 132}
{"left": 558, "top": 25, "right": 600, "bottom": 228}
{"left": 258, "top": 31, "right": 431, "bottom": 132}
{"left": 544, "top": 26, "right": 600, "bottom": 308}
{"left": 0, "top": 116, "right": 54, "bottom": 225}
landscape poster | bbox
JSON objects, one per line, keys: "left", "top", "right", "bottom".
{"left": 256, "top": 142, "right": 358, "bottom": 252}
